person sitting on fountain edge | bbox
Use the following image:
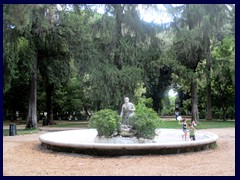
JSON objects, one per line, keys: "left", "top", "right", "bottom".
{"left": 120, "top": 97, "right": 135, "bottom": 125}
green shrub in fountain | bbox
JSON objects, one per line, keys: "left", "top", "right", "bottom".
{"left": 90, "top": 109, "right": 122, "bottom": 137}
{"left": 130, "top": 103, "right": 161, "bottom": 138}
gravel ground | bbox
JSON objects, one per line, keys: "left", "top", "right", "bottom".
{"left": 3, "top": 128, "right": 235, "bottom": 176}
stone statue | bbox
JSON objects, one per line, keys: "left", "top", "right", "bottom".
{"left": 120, "top": 97, "right": 135, "bottom": 125}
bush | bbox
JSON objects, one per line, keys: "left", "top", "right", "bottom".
{"left": 90, "top": 109, "right": 121, "bottom": 137}
{"left": 227, "top": 106, "right": 235, "bottom": 119}
{"left": 130, "top": 103, "right": 161, "bottom": 138}
{"left": 199, "top": 110, "right": 206, "bottom": 119}
{"left": 136, "top": 97, "right": 153, "bottom": 108}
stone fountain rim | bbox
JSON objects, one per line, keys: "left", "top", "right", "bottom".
{"left": 39, "top": 128, "right": 218, "bottom": 150}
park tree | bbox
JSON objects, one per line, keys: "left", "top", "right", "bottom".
{"left": 52, "top": 59, "right": 88, "bottom": 119}
{"left": 168, "top": 4, "right": 205, "bottom": 122}
{"left": 4, "top": 4, "right": 73, "bottom": 127}
{"left": 211, "top": 36, "right": 235, "bottom": 120}
{"left": 169, "top": 4, "right": 234, "bottom": 121}
{"left": 4, "top": 35, "right": 37, "bottom": 120}
{"left": 104, "top": 4, "right": 172, "bottom": 112}
{"left": 4, "top": 4, "right": 40, "bottom": 128}
{"left": 142, "top": 39, "right": 173, "bottom": 113}
{"left": 3, "top": 22, "right": 19, "bottom": 93}
{"left": 199, "top": 4, "right": 231, "bottom": 120}
{"left": 36, "top": 4, "right": 73, "bottom": 125}
{"left": 73, "top": 4, "right": 163, "bottom": 110}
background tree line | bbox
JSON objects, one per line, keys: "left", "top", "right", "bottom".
{"left": 3, "top": 4, "right": 235, "bottom": 128}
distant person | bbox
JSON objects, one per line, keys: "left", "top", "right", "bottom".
{"left": 175, "top": 111, "right": 179, "bottom": 121}
{"left": 189, "top": 122, "right": 196, "bottom": 141}
{"left": 120, "top": 97, "right": 135, "bottom": 125}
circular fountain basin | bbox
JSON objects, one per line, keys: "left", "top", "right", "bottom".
{"left": 39, "top": 129, "right": 218, "bottom": 156}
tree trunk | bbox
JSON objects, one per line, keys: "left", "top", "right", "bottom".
{"left": 191, "top": 79, "right": 199, "bottom": 123}
{"left": 152, "top": 94, "right": 161, "bottom": 113}
{"left": 26, "top": 57, "right": 38, "bottom": 129}
{"left": 113, "top": 4, "right": 123, "bottom": 70}
{"left": 96, "top": 100, "right": 101, "bottom": 111}
{"left": 83, "top": 105, "right": 91, "bottom": 119}
{"left": 46, "top": 82, "right": 54, "bottom": 125}
{"left": 223, "top": 107, "right": 227, "bottom": 121}
{"left": 205, "top": 36, "right": 213, "bottom": 120}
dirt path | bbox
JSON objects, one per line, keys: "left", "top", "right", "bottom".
{"left": 3, "top": 128, "right": 235, "bottom": 176}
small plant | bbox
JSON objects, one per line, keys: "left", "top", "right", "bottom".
{"left": 130, "top": 103, "right": 161, "bottom": 138}
{"left": 90, "top": 109, "right": 121, "bottom": 137}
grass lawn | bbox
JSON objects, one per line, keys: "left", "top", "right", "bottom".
{"left": 3, "top": 120, "right": 89, "bottom": 127}
{"left": 3, "top": 120, "right": 43, "bottom": 126}
{"left": 3, "top": 128, "right": 39, "bottom": 136}
{"left": 3, "top": 119, "right": 235, "bottom": 136}
{"left": 3, "top": 120, "right": 90, "bottom": 136}
{"left": 50, "top": 122, "right": 90, "bottom": 128}
{"left": 159, "top": 120, "right": 235, "bottom": 129}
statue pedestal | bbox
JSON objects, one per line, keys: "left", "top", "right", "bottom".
{"left": 119, "top": 124, "right": 137, "bottom": 137}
